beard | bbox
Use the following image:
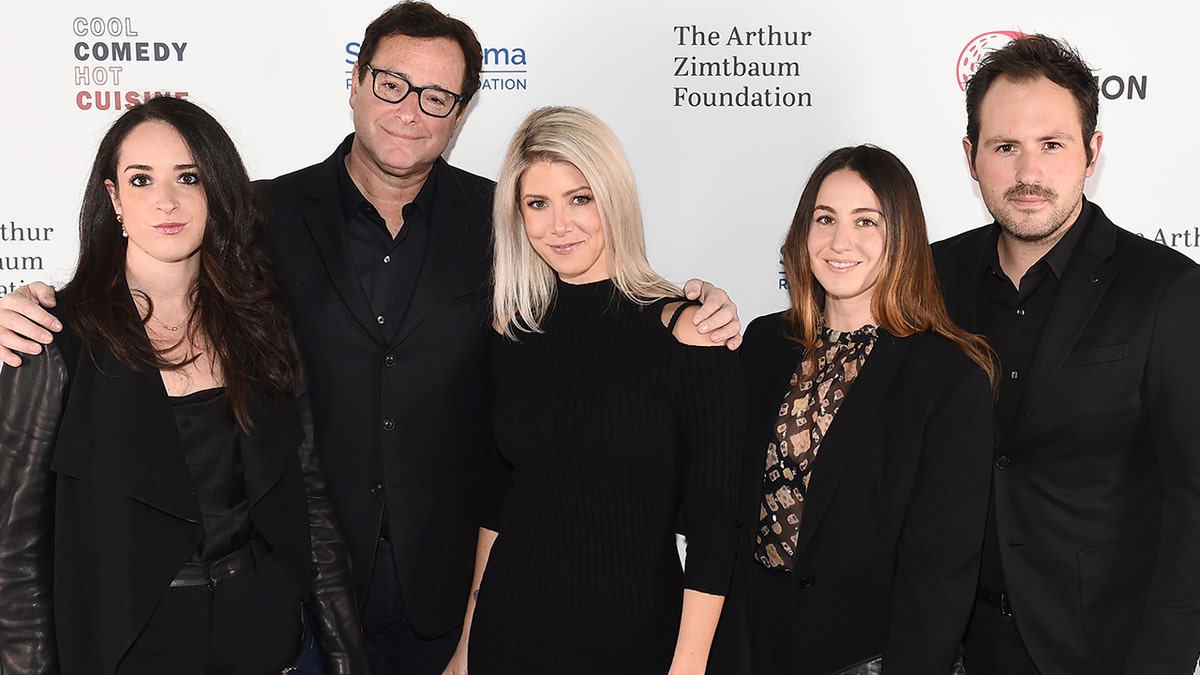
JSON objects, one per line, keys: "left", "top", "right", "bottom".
{"left": 987, "top": 181, "right": 1083, "bottom": 244}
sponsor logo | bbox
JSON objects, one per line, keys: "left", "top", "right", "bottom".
{"left": 71, "top": 16, "right": 190, "bottom": 111}
{"left": 956, "top": 31, "right": 1025, "bottom": 91}
{"left": 0, "top": 220, "right": 53, "bottom": 298}
{"left": 956, "top": 31, "right": 1147, "bottom": 100}
{"left": 671, "top": 23, "right": 814, "bottom": 109}
{"left": 344, "top": 42, "right": 529, "bottom": 93}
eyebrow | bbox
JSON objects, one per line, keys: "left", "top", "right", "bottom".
{"left": 376, "top": 65, "right": 456, "bottom": 92}
{"left": 984, "top": 131, "right": 1073, "bottom": 145}
{"left": 814, "top": 204, "right": 883, "bottom": 216}
{"left": 522, "top": 185, "right": 592, "bottom": 199}
{"left": 122, "top": 163, "right": 199, "bottom": 172}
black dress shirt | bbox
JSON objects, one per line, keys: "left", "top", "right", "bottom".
{"left": 977, "top": 201, "right": 1093, "bottom": 593}
{"left": 336, "top": 137, "right": 434, "bottom": 342}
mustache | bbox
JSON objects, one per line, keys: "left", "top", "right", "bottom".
{"left": 1005, "top": 184, "right": 1058, "bottom": 201}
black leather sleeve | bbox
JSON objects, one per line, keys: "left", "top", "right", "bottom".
{"left": 294, "top": 373, "right": 370, "bottom": 674}
{"left": 0, "top": 346, "right": 66, "bottom": 674}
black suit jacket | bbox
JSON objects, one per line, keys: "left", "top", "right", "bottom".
{"left": 0, "top": 313, "right": 362, "bottom": 674}
{"left": 257, "top": 136, "right": 499, "bottom": 636}
{"left": 713, "top": 314, "right": 992, "bottom": 674}
{"left": 933, "top": 201, "right": 1200, "bottom": 673}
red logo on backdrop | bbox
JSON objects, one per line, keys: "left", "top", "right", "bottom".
{"left": 956, "top": 31, "right": 1026, "bottom": 90}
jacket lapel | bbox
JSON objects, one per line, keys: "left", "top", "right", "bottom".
{"left": 240, "top": 394, "right": 304, "bottom": 505}
{"left": 791, "top": 332, "right": 912, "bottom": 560}
{"left": 394, "top": 159, "right": 473, "bottom": 343}
{"left": 51, "top": 347, "right": 201, "bottom": 523}
{"left": 1007, "top": 212, "right": 1117, "bottom": 440}
{"left": 299, "top": 143, "right": 387, "bottom": 346}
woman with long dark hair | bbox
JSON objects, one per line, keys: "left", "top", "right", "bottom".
{"left": 714, "top": 145, "right": 995, "bottom": 674}
{"left": 0, "top": 96, "right": 365, "bottom": 674}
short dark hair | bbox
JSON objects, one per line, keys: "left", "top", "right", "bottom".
{"left": 965, "top": 34, "right": 1099, "bottom": 164}
{"left": 356, "top": 1, "right": 484, "bottom": 110}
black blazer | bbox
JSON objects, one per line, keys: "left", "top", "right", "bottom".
{"left": 713, "top": 314, "right": 992, "bottom": 674}
{"left": 258, "top": 136, "right": 500, "bottom": 636}
{"left": 0, "top": 316, "right": 363, "bottom": 674}
{"left": 933, "top": 201, "right": 1200, "bottom": 673}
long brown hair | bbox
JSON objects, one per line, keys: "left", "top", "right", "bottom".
{"left": 61, "top": 96, "right": 298, "bottom": 431}
{"left": 782, "top": 145, "right": 997, "bottom": 386}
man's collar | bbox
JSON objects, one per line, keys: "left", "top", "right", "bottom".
{"left": 986, "top": 198, "right": 1094, "bottom": 281}
{"left": 1041, "top": 199, "right": 1093, "bottom": 280}
{"left": 335, "top": 134, "right": 444, "bottom": 222}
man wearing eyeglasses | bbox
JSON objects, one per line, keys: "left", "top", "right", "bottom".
{"left": 0, "top": 2, "right": 742, "bottom": 673}
{"left": 256, "top": 5, "right": 493, "bottom": 672}
{"left": 259, "top": 3, "right": 740, "bottom": 672}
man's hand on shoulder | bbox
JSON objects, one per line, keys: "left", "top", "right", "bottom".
{"left": 682, "top": 279, "right": 742, "bottom": 350}
{"left": 0, "top": 282, "right": 61, "bottom": 367}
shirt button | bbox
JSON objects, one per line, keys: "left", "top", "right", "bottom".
{"left": 370, "top": 482, "right": 384, "bottom": 495}
{"left": 995, "top": 455, "right": 1011, "bottom": 470}
{"left": 382, "top": 419, "right": 395, "bottom": 431}
{"left": 384, "top": 354, "right": 396, "bottom": 367}
{"left": 383, "top": 255, "right": 391, "bottom": 264}
{"left": 797, "top": 575, "right": 817, "bottom": 589}
{"left": 1010, "top": 370, "right": 1019, "bottom": 380}
{"left": 1015, "top": 308, "right": 1026, "bottom": 316}
{"left": 376, "top": 315, "right": 386, "bottom": 325}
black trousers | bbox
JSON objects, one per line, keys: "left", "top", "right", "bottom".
{"left": 117, "top": 548, "right": 302, "bottom": 674}
{"left": 363, "top": 536, "right": 462, "bottom": 674}
{"left": 962, "top": 600, "right": 1042, "bottom": 675}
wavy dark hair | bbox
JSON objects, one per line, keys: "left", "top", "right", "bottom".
{"left": 62, "top": 96, "right": 298, "bottom": 431}
{"left": 356, "top": 1, "right": 484, "bottom": 109}
{"left": 783, "top": 145, "right": 997, "bottom": 386}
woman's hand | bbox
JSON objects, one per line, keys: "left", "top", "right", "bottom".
{"left": 441, "top": 642, "right": 469, "bottom": 675}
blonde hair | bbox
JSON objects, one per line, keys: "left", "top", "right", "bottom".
{"left": 493, "top": 106, "right": 679, "bottom": 337}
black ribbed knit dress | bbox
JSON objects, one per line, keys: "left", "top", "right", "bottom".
{"left": 469, "top": 278, "right": 745, "bottom": 674}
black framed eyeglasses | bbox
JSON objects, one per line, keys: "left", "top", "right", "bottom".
{"left": 365, "top": 65, "right": 463, "bottom": 118}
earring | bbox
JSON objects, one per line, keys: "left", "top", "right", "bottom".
{"left": 117, "top": 213, "right": 127, "bottom": 237}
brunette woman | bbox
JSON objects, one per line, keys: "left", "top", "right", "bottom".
{"left": 0, "top": 97, "right": 365, "bottom": 674}
{"left": 714, "top": 145, "right": 995, "bottom": 674}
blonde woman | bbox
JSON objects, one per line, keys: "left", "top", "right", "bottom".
{"left": 444, "top": 106, "right": 744, "bottom": 675}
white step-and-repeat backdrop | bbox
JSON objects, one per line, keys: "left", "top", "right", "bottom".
{"left": 2, "top": 0, "right": 1198, "bottom": 666}
{"left": 1, "top": 0, "right": 1193, "bottom": 322}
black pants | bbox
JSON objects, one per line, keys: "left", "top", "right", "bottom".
{"left": 363, "top": 536, "right": 462, "bottom": 674}
{"left": 962, "top": 601, "right": 1042, "bottom": 675}
{"left": 117, "top": 548, "right": 302, "bottom": 674}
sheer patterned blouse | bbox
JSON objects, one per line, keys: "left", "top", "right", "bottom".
{"left": 755, "top": 325, "right": 878, "bottom": 572}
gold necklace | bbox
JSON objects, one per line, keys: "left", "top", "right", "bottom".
{"left": 156, "top": 316, "right": 186, "bottom": 332}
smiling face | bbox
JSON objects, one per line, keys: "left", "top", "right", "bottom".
{"left": 104, "top": 120, "right": 207, "bottom": 277}
{"left": 349, "top": 34, "right": 466, "bottom": 181}
{"left": 806, "top": 169, "right": 887, "bottom": 330}
{"left": 965, "top": 74, "right": 1102, "bottom": 247}
{"left": 519, "top": 161, "right": 608, "bottom": 285}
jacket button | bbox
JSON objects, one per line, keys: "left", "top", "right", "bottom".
{"left": 382, "top": 419, "right": 395, "bottom": 431}
{"left": 384, "top": 354, "right": 396, "bottom": 367}
{"left": 797, "top": 575, "right": 817, "bottom": 589}
{"left": 995, "top": 455, "right": 1011, "bottom": 469}
{"left": 370, "top": 482, "right": 384, "bottom": 495}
